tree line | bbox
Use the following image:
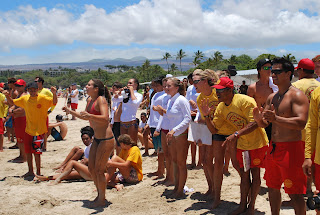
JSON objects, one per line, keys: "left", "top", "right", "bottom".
{"left": 0, "top": 51, "right": 297, "bottom": 88}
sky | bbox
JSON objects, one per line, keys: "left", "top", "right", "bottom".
{"left": 1, "top": 0, "right": 320, "bottom": 65}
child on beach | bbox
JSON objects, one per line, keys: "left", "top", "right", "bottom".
{"left": 105, "top": 134, "right": 143, "bottom": 191}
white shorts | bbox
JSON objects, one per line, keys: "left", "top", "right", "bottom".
{"left": 188, "top": 121, "right": 212, "bottom": 145}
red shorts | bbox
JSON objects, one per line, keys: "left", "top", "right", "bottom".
{"left": 264, "top": 141, "right": 306, "bottom": 194}
{"left": 237, "top": 146, "right": 268, "bottom": 169}
{"left": 24, "top": 133, "right": 44, "bottom": 154}
{"left": 71, "top": 103, "right": 78, "bottom": 110}
{"left": 14, "top": 116, "right": 26, "bottom": 143}
{"left": 315, "top": 164, "right": 320, "bottom": 191}
{"left": 0, "top": 118, "right": 4, "bottom": 134}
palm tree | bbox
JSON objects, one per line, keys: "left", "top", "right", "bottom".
{"left": 170, "top": 63, "right": 178, "bottom": 74}
{"left": 162, "top": 52, "right": 172, "bottom": 73}
{"left": 228, "top": 54, "right": 237, "bottom": 65}
{"left": 194, "top": 50, "right": 204, "bottom": 62}
{"left": 212, "top": 51, "right": 223, "bottom": 65}
{"left": 176, "top": 49, "right": 187, "bottom": 72}
{"left": 283, "top": 53, "right": 297, "bottom": 63}
{"left": 191, "top": 57, "right": 201, "bottom": 67}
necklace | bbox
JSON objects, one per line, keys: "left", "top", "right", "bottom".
{"left": 277, "top": 86, "right": 291, "bottom": 102}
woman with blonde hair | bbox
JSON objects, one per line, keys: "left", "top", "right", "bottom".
{"left": 196, "top": 69, "right": 234, "bottom": 208}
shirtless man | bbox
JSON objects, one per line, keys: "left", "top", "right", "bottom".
{"left": 247, "top": 59, "right": 275, "bottom": 140}
{"left": 48, "top": 114, "right": 68, "bottom": 141}
{"left": 253, "top": 57, "right": 309, "bottom": 215}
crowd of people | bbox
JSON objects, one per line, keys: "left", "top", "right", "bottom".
{"left": 1, "top": 54, "right": 320, "bottom": 214}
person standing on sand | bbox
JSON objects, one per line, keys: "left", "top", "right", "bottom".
{"left": 302, "top": 85, "right": 320, "bottom": 215}
{"left": 63, "top": 79, "right": 114, "bottom": 208}
{"left": 2, "top": 82, "right": 57, "bottom": 178}
{"left": 8, "top": 79, "right": 28, "bottom": 162}
{"left": 247, "top": 59, "right": 276, "bottom": 141}
{"left": 253, "top": 57, "right": 309, "bottom": 215}
{"left": 164, "top": 77, "right": 191, "bottom": 198}
{"left": 70, "top": 83, "right": 79, "bottom": 120}
{"left": 199, "top": 77, "right": 268, "bottom": 214}
{"left": 0, "top": 83, "right": 8, "bottom": 152}
{"left": 113, "top": 78, "right": 143, "bottom": 144}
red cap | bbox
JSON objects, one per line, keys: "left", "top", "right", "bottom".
{"left": 213, "top": 77, "right": 234, "bottom": 89}
{"left": 295, "top": 58, "right": 314, "bottom": 70}
{"left": 15, "top": 79, "right": 26, "bottom": 87}
{"left": 0, "top": 82, "right": 4, "bottom": 88}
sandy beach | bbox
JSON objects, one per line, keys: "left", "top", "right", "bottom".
{"left": 0, "top": 97, "right": 314, "bottom": 215}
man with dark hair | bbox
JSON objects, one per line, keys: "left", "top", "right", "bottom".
{"left": 239, "top": 80, "right": 248, "bottom": 95}
{"left": 48, "top": 114, "right": 68, "bottom": 141}
{"left": 199, "top": 77, "right": 268, "bottom": 214}
{"left": 2, "top": 82, "right": 57, "bottom": 178}
{"left": 254, "top": 57, "right": 309, "bottom": 215}
{"left": 247, "top": 58, "right": 276, "bottom": 141}
{"left": 35, "top": 76, "right": 55, "bottom": 151}
{"left": 6, "top": 77, "right": 18, "bottom": 145}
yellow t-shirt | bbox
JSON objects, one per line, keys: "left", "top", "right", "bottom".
{"left": 13, "top": 94, "right": 53, "bottom": 136}
{"left": 213, "top": 94, "right": 268, "bottom": 150}
{"left": 305, "top": 86, "right": 320, "bottom": 165}
{"left": 119, "top": 146, "right": 143, "bottom": 181}
{"left": 197, "top": 89, "right": 233, "bottom": 136}
{"left": 292, "top": 79, "right": 320, "bottom": 141}
{"left": 0, "top": 94, "right": 8, "bottom": 118}
{"left": 38, "top": 88, "right": 55, "bottom": 112}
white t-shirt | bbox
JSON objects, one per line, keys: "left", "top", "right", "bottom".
{"left": 139, "top": 121, "right": 146, "bottom": 129}
{"left": 71, "top": 89, "right": 79, "bottom": 104}
{"left": 156, "top": 93, "right": 171, "bottom": 131}
{"left": 147, "top": 91, "right": 166, "bottom": 128}
{"left": 84, "top": 143, "right": 92, "bottom": 159}
{"left": 165, "top": 93, "right": 191, "bottom": 136}
{"left": 185, "top": 85, "right": 199, "bottom": 111}
{"left": 111, "top": 95, "right": 121, "bottom": 124}
{"left": 114, "top": 90, "right": 143, "bottom": 122}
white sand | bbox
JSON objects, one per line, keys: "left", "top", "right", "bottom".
{"left": 0, "top": 97, "right": 314, "bottom": 214}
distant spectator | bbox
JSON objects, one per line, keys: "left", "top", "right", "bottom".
{"left": 239, "top": 80, "right": 248, "bottom": 95}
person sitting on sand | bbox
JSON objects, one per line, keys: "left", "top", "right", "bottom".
{"left": 35, "top": 127, "right": 94, "bottom": 184}
{"left": 53, "top": 126, "right": 93, "bottom": 172}
{"left": 105, "top": 134, "right": 143, "bottom": 191}
{"left": 48, "top": 114, "right": 68, "bottom": 141}
{"left": 137, "top": 112, "right": 153, "bottom": 151}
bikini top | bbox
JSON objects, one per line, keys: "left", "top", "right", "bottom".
{"left": 86, "top": 98, "right": 101, "bottom": 115}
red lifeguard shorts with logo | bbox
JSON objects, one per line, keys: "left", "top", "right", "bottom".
{"left": 236, "top": 145, "right": 268, "bottom": 169}
{"left": 264, "top": 141, "right": 307, "bottom": 194}
{"left": 14, "top": 116, "right": 26, "bottom": 143}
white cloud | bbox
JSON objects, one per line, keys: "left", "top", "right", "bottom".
{"left": 0, "top": 0, "right": 320, "bottom": 64}
{"left": 0, "top": 0, "right": 320, "bottom": 50}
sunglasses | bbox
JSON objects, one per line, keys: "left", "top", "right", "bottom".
{"left": 263, "top": 66, "right": 272, "bottom": 70}
{"left": 271, "top": 69, "right": 285, "bottom": 75}
{"left": 193, "top": 79, "right": 202, "bottom": 84}
{"left": 215, "top": 88, "right": 230, "bottom": 93}
{"left": 15, "top": 85, "right": 24, "bottom": 87}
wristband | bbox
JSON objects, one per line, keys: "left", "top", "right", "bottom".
{"left": 234, "top": 131, "right": 239, "bottom": 138}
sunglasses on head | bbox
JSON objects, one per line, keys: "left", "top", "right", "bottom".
{"left": 263, "top": 66, "right": 272, "bottom": 70}
{"left": 193, "top": 79, "right": 202, "bottom": 84}
{"left": 271, "top": 69, "right": 286, "bottom": 75}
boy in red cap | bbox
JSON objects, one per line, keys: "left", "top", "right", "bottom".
{"left": 8, "top": 79, "right": 28, "bottom": 162}
{"left": 2, "top": 82, "right": 57, "bottom": 178}
{"left": 254, "top": 57, "right": 309, "bottom": 215}
{"left": 199, "top": 76, "right": 268, "bottom": 214}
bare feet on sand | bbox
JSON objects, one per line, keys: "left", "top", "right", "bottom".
{"left": 115, "top": 184, "right": 124, "bottom": 191}
{"left": 228, "top": 205, "right": 247, "bottom": 215}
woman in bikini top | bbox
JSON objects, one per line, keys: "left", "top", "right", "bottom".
{"left": 63, "top": 79, "right": 114, "bottom": 208}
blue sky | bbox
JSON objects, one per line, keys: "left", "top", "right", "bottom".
{"left": 0, "top": 0, "right": 320, "bottom": 65}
